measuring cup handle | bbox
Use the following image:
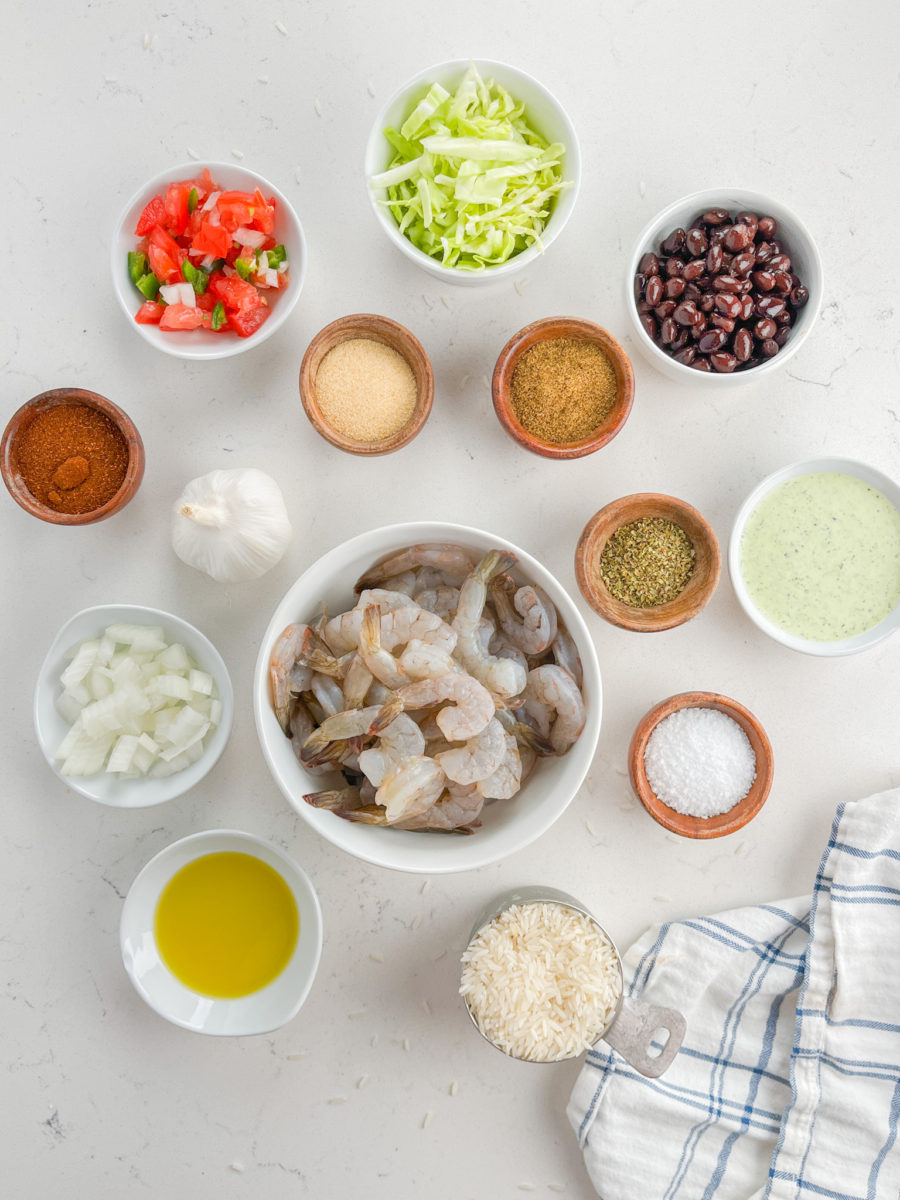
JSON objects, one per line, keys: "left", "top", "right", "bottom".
{"left": 602, "top": 999, "right": 686, "bottom": 1078}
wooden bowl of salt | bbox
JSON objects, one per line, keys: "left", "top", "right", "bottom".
{"left": 628, "top": 691, "right": 774, "bottom": 839}
{"left": 299, "top": 314, "right": 433, "bottom": 456}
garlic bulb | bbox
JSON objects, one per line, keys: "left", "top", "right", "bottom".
{"left": 172, "top": 468, "right": 292, "bottom": 583}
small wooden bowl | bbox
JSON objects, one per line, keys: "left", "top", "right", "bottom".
{"left": 491, "top": 317, "right": 634, "bottom": 459}
{"left": 1, "top": 388, "right": 145, "bottom": 525}
{"left": 628, "top": 691, "right": 774, "bottom": 839}
{"left": 299, "top": 314, "right": 433, "bottom": 456}
{"left": 575, "top": 493, "right": 720, "bottom": 632}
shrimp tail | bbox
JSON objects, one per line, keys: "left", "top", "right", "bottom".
{"left": 335, "top": 804, "right": 389, "bottom": 825}
{"left": 304, "top": 787, "right": 361, "bottom": 812}
{"left": 300, "top": 647, "right": 344, "bottom": 679}
{"left": 479, "top": 549, "right": 517, "bottom": 582}
{"left": 371, "top": 694, "right": 404, "bottom": 734}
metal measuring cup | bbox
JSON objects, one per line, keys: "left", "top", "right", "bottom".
{"left": 460, "top": 886, "right": 685, "bottom": 1078}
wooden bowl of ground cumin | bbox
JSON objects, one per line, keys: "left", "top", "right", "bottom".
{"left": 1, "top": 389, "right": 144, "bottom": 525}
{"left": 300, "top": 314, "right": 433, "bottom": 455}
{"left": 492, "top": 317, "right": 634, "bottom": 459}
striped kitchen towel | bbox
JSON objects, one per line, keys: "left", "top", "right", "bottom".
{"left": 568, "top": 788, "right": 900, "bottom": 1200}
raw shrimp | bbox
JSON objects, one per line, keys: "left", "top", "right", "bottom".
{"left": 495, "top": 707, "right": 554, "bottom": 756}
{"left": 476, "top": 732, "right": 522, "bottom": 799}
{"left": 525, "top": 665, "right": 587, "bottom": 754}
{"left": 490, "top": 575, "right": 558, "bottom": 655}
{"left": 270, "top": 623, "right": 318, "bottom": 734}
{"left": 376, "top": 755, "right": 446, "bottom": 823}
{"left": 310, "top": 673, "right": 344, "bottom": 719}
{"left": 413, "top": 586, "right": 460, "bottom": 618}
{"left": 375, "top": 673, "right": 494, "bottom": 742}
{"left": 489, "top": 631, "right": 529, "bottom": 674}
{"left": 395, "top": 786, "right": 484, "bottom": 831}
{"left": 358, "top": 713, "right": 426, "bottom": 786}
{"left": 322, "top": 590, "right": 410, "bottom": 654}
{"left": 380, "top": 606, "right": 457, "bottom": 654}
{"left": 453, "top": 551, "right": 527, "bottom": 698}
{"left": 342, "top": 654, "right": 373, "bottom": 709}
{"left": 303, "top": 705, "right": 381, "bottom": 755}
{"left": 378, "top": 571, "right": 418, "bottom": 596}
{"left": 358, "top": 606, "right": 410, "bottom": 689}
{"left": 435, "top": 718, "right": 506, "bottom": 785}
{"left": 304, "top": 786, "right": 362, "bottom": 811}
{"left": 552, "top": 621, "right": 583, "bottom": 689}
{"left": 355, "top": 543, "right": 476, "bottom": 592}
{"left": 289, "top": 662, "right": 313, "bottom": 696}
{"left": 398, "top": 639, "right": 459, "bottom": 682}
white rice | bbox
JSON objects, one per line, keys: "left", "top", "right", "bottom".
{"left": 460, "top": 902, "right": 622, "bottom": 1063}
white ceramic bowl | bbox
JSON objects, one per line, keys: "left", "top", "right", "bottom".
{"left": 364, "top": 60, "right": 581, "bottom": 286}
{"left": 626, "top": 188, "right": 823, "bottom": 386}
{"left": 120, "top": 829, "right": 323, "bottom": 1035}
{"left": 729, "top": 457, "right": 900, "bottom": 656}
{"left": 34, "top": 604, "right": 234, "bottom": 807}
{"left": 253, "top": 522, "right": 602, "bottom": 873}
{"left": 111, "top": 161, "right": 306, "bottom": 360}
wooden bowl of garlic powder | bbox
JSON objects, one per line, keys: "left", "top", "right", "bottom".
{"left": 299, "top": 313, "right": 434, "bottom": 455}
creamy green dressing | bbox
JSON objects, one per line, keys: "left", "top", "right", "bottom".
{"left": 740, "top": 471, "right": 900, "bottom": 641}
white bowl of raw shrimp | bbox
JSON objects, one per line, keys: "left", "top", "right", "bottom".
{"left": 252, "top": 522, "right": 602, "bottom": 874}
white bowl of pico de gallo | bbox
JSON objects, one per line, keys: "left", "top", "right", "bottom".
{"left": 111, "top": 161, "right": 307, "bottom": 360}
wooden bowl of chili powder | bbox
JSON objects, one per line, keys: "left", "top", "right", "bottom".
{"left": 1, "top": 388, "right": 144, "bottom": 525}
{"left": 491, "top": 317, "right": 634, "bottom": 459}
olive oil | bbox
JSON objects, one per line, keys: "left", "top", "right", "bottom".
{"left": 155, "top": 852, "right": 299, "bottom": 998}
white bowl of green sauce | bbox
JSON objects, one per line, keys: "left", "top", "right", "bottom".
{"left": 729, "top": 458, "right": 900, "bottom": 656}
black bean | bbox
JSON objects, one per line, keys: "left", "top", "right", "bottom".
{"left": 639, "top": 252, "right": 660, "bottom": 277}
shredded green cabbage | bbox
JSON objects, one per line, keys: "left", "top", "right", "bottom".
{"left": 370, "top": 66, "right": 570, "bottom": 272}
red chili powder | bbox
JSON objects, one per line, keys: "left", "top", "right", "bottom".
{"left": 15, "top": 404, "right": 129, "bottom": 514}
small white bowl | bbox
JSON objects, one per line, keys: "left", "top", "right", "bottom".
{"left": 111, "top": 161, "right": 307, "bottom": 360}
{"left": 364, "top": 60, "right": 581, "bottom": 286}
{"left": 625, "top": 187, "right": 823, "bottom": 386}
{"left": 729, "top": 457, "right": 900, "bottom": 656}
{"left": 253, "top": 522, "right": 602, "bottom": 874}
{"left": 120, "top": 829, "right": 323, "bottom": 1035}
{"left": 34, "top": 604, "right": 234, "bottom": 807}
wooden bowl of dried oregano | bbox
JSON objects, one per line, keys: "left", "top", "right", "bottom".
{"left": 575, "top": 493, "right": 721, "bottom": 632}
{"left": 491, "top": 317, "right": 634, "bottom": 459}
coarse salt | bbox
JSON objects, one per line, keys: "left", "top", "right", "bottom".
{"left": 644, "top": 707, "right": 757, "bottom": 818}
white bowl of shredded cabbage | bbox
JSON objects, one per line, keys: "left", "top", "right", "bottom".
{"left": 34, "top": 604, "right": 234, "bottom": 808}
{"left": 365, "top": 60, "right": 581, "bottom": 284}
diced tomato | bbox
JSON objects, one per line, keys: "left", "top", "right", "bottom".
{"left": 135, "top": 301, "right": 165, "bottom": 325}
{"left": 194, "top": 290, "right": 217, "bottom": 312}
{"left": 135, "top": 195, "right": 166, "bottom": 236}
{"left": 216, "top": 190, "right": 256, "bottom": 232}
{"left": 210, "top": 276, "right": 262, "bottom": 312}
{"left": 251, "top": 189, "right": 276, "bottom": 235}
{"left": 159, "top": 303, "right": 204, "bottom": 331}
{"left": 164, "top": 182, "right": 193, "bottom": 237}
{"left": 191, "top": 220, "right": 232, "bottom": 259}
{"left": 229, "top": 304, "right": 270, "bottom": 338}
{"left": 192, "top": 167, "right": 215, "bottom": 202}
{"left": 147, "top": 224, "right": 185, "bottom": 283}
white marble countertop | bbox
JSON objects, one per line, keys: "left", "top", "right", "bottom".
{"left": 4, "top": 1, "right": 900, "bottom": 1195}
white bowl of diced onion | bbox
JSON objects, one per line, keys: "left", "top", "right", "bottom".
{"left": 34, "top": 604, "right": 234, "bottom": 808}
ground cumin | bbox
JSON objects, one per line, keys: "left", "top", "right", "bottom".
{"left": 15, "top": 404, "right": 129, "bottom": 514}
{"left": 510, "top": 338, "right": 618, "bottom": 443}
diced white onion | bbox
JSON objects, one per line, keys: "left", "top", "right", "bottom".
{"left": 159, "top": 283, "right": 195, "bottom": 307}
{"left": 201, "top": 190, "right": 221, "bottom": 212}
{"left": 234, "top": 227, "right": 265, "bottom": 248}
{"left": 54, "top": 625, "right": 219, "bottom": 780}
{"left": 265, "top": 268, "right": 279, "bottom": 287}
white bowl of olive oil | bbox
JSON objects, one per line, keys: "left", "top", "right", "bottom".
{"left": 120, "top": 829, "right": 323, "bottom": 1035}
{"left": 729, "top": 457, "right": 900, "bottom": 656}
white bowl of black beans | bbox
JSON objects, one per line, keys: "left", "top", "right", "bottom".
{"left": 626, "top": 189, "right": 823, "bottom": 385}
